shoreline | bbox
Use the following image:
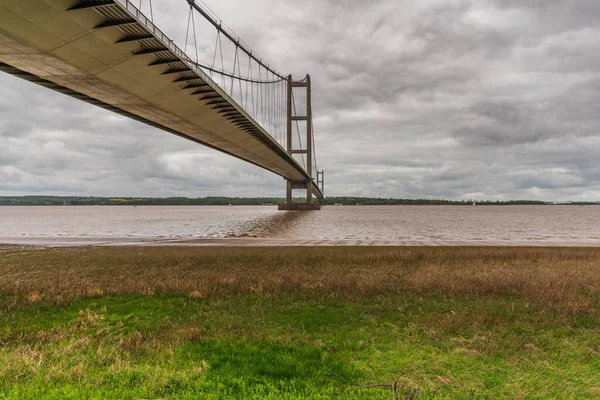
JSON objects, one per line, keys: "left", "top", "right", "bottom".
{"left": 1, "top": 236, "right": 600, "bottom": 247}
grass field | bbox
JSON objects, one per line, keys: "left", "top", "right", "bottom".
{"left": 1, "top": 245, "right": 600, "bottom": 399}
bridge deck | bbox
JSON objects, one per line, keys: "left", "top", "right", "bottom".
{"left": 0, "top": 0, "right": 323, "bottom": 199}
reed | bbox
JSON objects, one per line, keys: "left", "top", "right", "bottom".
{"left": 1, "top": 246, "right": 599, "bottom": 313}
{"left": 1, "top": 245, "right": 600, "bottom": 399}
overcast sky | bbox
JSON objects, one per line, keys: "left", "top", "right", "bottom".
{"left": 2, "top": 0, "right": 600, "bottom": 201}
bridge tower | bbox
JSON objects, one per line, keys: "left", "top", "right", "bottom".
{"left": 317, "top": 170, "right": 325, "bottom": 205}
{"left": 278, "top": 75, "right": 322, "bottom": 210}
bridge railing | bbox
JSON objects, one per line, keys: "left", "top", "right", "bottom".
{"left": 112, "top": 0, "right": 292, "bottom": 155}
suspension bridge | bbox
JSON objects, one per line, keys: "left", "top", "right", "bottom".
{"left": 0, "top": 0, "right": 325, "bottom": 209}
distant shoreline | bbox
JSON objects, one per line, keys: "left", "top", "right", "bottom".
{"left": 0, "top": 203, "right": 597, "bottom": 206}
{"left": 2, "top": 195, "right": 593, "bottom": 206}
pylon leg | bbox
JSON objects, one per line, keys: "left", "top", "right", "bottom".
{"left": 286, "top": 181, "right": 292, "bottom": 205}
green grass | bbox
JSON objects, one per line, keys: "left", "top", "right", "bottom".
{"left": 1, "top": 246, "right": 600, "bottom": 398}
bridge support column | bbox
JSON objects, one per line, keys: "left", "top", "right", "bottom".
{"left": 306, "top": 75, "right": 312, "bottom": 204}
{"left": 286, "top": 75, "right": 293, "bottom": 206}
{"left": 279, "top": 74, "right": 321, "bottom": 211}
{"left": 286, "top": 181, "right": 292, "bottom": 204}
{"left": 317, "top": 170, "right": 325, "bottom": 205}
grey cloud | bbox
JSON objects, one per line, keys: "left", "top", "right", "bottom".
{"left": 452, "top": 99, "right": 562, "bottom": 146}
{"left": 1, "top": 0, "right": 600, "bottom": 201}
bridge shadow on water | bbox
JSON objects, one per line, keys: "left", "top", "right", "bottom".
{"left": 228, "top": 210, "right": 313, "bottom": 239}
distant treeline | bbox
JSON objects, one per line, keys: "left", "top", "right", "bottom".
{"left": 323, "top": 197, "right": 549, "bottom": 206}
{"left": 0, "top": 196, "right": 286, "bottom": 206}
{"left": 1, "top": 195, "right": 594, "bottom": 206}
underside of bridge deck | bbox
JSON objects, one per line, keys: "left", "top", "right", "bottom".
{"left": 0, "top": 0, "right": 323, "bottom": 200}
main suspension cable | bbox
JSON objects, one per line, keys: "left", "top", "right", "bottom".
{"left": 186, "top": 0, "right": 287, "bottom": 80}
{"left": 181, "top": 0, "right": 319, "bottom": 156}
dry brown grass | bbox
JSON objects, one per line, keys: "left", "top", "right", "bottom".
{"left": 1, "top": 246, "right": 600, "bottom": 313}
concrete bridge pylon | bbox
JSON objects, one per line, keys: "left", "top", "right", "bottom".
{"left": 279, "top": 75, "right": 322, "bottom": 211}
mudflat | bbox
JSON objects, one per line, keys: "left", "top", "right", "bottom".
{"left": 1, "top": 246, "right": 599, "bottom": 398}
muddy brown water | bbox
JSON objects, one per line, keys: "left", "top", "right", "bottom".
{"left": 0, "top": 205, "right": 599, "bottom": 246}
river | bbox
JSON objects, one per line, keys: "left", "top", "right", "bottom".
{"left": 1, "top": 205, "right": 599, "bottom": 246}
